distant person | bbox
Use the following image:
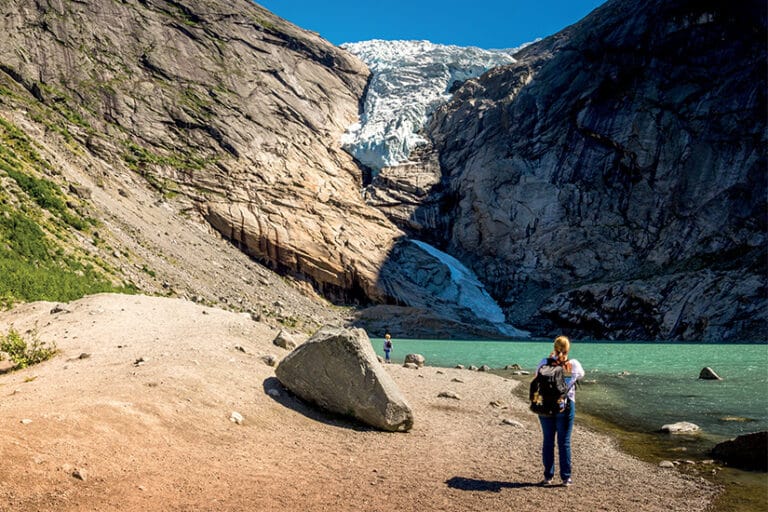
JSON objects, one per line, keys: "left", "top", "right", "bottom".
{"left": 533, "top": 335, "right": 584, "bottom": 487}
{"left": 383, "top": 333, "right": 393, "bottom": 363}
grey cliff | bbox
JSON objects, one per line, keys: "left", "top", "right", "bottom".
{"left": 372, "top": 0, "right": 767, "bottom": 340}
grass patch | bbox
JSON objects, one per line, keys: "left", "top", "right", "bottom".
{"left": 0, "top": 116, "right": 135, "bottom": 306}
{"left": 0, "top": 327, "right": 57, "bottom": 370}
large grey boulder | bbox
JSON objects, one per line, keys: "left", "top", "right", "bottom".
{"left": 711, "top": 431, "right": 768, "bottom": 471}
{"left": 275, "top": 326, "right": 413, "bottom": 432}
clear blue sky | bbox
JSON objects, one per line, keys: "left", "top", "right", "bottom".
{"left": 255, "top": 1, "right": 607, "bottom": 49}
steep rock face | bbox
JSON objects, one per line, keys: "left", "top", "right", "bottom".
{"left": 0, "top": 0, "right": 401, "bottom": 303}
{"left": 421, "top": 0, "right": 766, "bottom": 340}
{"left": 0, "top": 0, "right": 527, "bottom": 338}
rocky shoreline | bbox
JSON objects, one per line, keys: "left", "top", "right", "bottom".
{"left": 0, "top": 294, "right": 719, "bottom": 511}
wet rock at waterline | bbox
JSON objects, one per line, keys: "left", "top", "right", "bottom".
{"left": 699, "top": 367, "right": 722, "bottom": 380}
{"left": 660, "top": 422, "right": 700, "bottom": 434}
{"left": 712, "top": 431, "right": 768, "bottom": 471}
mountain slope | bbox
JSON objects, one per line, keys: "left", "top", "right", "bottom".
{"left": 416, "top": 0, "right": 767, "bottom": 340}
{"left": 0, "top": 0, "right": 524, "bottom": 339}
{"left": 0, "top": 0, "right": 375, "bottom": 331}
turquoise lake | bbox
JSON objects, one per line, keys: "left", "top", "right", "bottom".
{"left": 371, "top": 338, "right": 768, "bottom": 446}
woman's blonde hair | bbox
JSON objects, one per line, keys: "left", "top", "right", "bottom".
{"left": 551, "top": 335, "right": 570, "bottom": 365}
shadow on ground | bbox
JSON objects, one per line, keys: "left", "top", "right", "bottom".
{"left": 445, "top": 476, "right": 540, "bottom": 492}
{"left": 263, "top": 376, "right": 373, "bottom": 432}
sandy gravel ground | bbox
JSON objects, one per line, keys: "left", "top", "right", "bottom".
{"left": 0, "top": 294, "right": 717, "bottom": 511}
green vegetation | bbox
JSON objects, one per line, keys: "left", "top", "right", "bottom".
{"left": 0, "top": 115, "right": 134, "bottom": 307}
{"left": 121, "top": 139, "right": 215, "bottom": 197}
{"left": 0, "top": 327, "right": 57, "bottom": 370}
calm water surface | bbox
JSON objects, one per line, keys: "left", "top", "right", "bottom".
{"left": 372, "top": 338, "right": 768, "bottom": 443}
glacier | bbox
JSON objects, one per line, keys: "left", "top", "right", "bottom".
{"left": 410, "top": 240, "right": 530, "bottom": 338}
{"left": 340, "top": 40, "right": 518, "bottom": 172}
{"left": 341, "top": 39, "right": 530, "bottom": 338}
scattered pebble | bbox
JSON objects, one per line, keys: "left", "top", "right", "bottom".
{"left": 437, "top": 391, "right": 461, "bottom": 400}
{"left": 20, "top": 419, "right": 32, "bottom": 425}
{"left": 230, "top": 411, "right": 244, "bottom": 425}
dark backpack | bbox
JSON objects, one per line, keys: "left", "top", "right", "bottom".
{"left": 529, "top": 359, "right": 569, "bottom": 416}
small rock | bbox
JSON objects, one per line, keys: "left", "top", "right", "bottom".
{"left": 273, "top": 329, "right": 299, "bottom": 350}
{"left": 455, "top": 364, "right": 464, "bottom": 370}
{"left": 230, "top": 411, "right": 244, "bottom": 425}
{"left": 133, "top": 357, "right": 148, "bottom": 366}
{"left": 73, "top": 468, "right": 87, "bottom": 481}
{"left": 234, "top": 345, "right": 246, "bottom": 353}
{"left": 20, "top": 419, "right": 32, "bottom": 425}
{"left": 261, "top": 355, "right": 278, "bottom": 367}
{"left": 699, "top": 367, "right": 723, "bottom": 380}
{"left": 437, "top": 391, "right": 461, "bottom": 400}
{"left": 660, "top": 422, "right": 700, "bottom": 434}
{"left": 404, "top": 354, "right": 425, "bottom": 367}
{"left": 0, "top": 356, "right": 17, "bottom": 374}
{"left": 451, "top": 378, "right": 465, "bottom": 383}
{"left": 468, "top": 365, "right": 478, "bottom": 371}
{"left": 403, "top": 362, "right": 419, "bottom": 370}
{"left": 659, "top": 460, "right": 676, "bottom": 468}
{"left": 501, "top": 418, "right": 524, "bottom": 428}
{"left": 478, "top": 365, "right": 491, "bottom": 372}
{"left": 78, "top": 353, "right": 91, "bottom": 359}
{"left": 719, "top": 416, "right": 753, "bottom": 422}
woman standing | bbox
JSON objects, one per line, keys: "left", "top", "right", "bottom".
{"left": 383, "top": 332, "right": 393, "bottom": 363}
{"left": 535, "top": 335, "right": 584, "bottom": 487}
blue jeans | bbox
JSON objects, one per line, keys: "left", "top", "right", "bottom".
{"left": 538, "top": 400, "right": 575, "bottom": 481}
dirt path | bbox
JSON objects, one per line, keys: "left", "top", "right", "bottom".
{"left": 0, "top": 294, "right": 717, "bottom": 511}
